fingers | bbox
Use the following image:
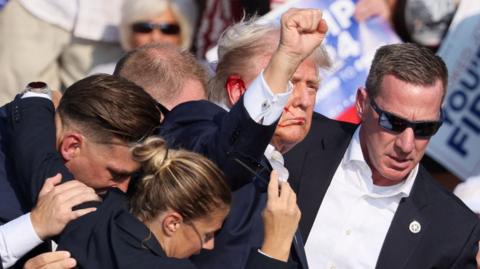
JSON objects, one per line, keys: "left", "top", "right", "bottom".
{"left": 57, "top": 184, "right": 101, "bottom": 206}
{"left": 317, "top": 19, "right": 328, "bottom": 35}
{"left": 284, "top": 8, "right": 325, "bottom": 34}
{"left": 24, "top": 251, "right": 76, "bottom": 269}
{"left": 38, "top": 174, "right": 62, "bottom": 197}
{"left": 72, "top": 207, "right": 97, "bottom": 220}
{"left": 268, "top": 170, "right": 280, "bottom": 200}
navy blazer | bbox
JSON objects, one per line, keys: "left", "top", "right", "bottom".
{"left": 0, "top": 105, "right": 24, "bottom": 224}
{"left": 285, "top": 112, "right": 480, "bottom": 269}
{"left": 3, "top": 96, "right": 74, "bottom": 268}
{"left": 7, "top": 96, "right": 296, "bottom": 269}
{"left": 5, "top": 96, "right": 73, "bottom": 209}
{"left": 56, "top": 188, "right": 297, "bottom": 269}
{"left": 159, "top": 99, "right": 308, "bottom": 269}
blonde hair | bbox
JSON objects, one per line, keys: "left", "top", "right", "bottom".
{"left": 129, "top": 137, "right": 231, "bottom": 222}
{"left": 120, "top": 0, "right": 199, "bottom": 50}
{"left": 208, "top": 16, "right": 332, "bottom": 106}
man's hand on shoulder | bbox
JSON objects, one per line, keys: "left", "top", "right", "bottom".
{"left": 30, "top": 174, "right": 101, "bottom": 240}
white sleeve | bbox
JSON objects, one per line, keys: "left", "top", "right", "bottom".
{"left": 21, "top": 92, "right": 52, "bottom": 100}
{"left": 0, "top": 213, "right": 43, "bottom": 268}
{"left": 243, "top": 71, "right": 293, "bottom": 125}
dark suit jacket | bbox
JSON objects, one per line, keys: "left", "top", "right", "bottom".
{"left": 159, "top": 99, "right": 308, "bottom": 269}
{"left": 3, "top": 96, "right": 74, "bottom": 268}
{"left": 5, "top": 96, "right": 73, "bottom": 209}
{"left": 6, "top": 96, "right": 295, "bottom": 269}
{"left": 56, "top": 188, "right": 296, "bottom": 269}
{"left": 159, "top": 99, "right": 276, "bottom": 191}
{"left": 285, "top": 112, "right": 480, "bottom": 269}
{"left": 0, "top": 105, "right": 24, "bottom": 224}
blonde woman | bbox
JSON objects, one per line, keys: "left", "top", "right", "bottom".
{"left": 55, "top": 137, "right": 300, "bottom": 269}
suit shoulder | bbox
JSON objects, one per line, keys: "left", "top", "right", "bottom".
{"left": 419, "top": 168, "right": 479, "bottom": 224}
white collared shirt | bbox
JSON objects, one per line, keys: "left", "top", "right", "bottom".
{"left": 305, "top": 127, "right": 418, "bottom": 269}
{"left": 0, "top": 213, "right": 43, "bottom": 268}
{"left": 243, "top": 71, "right": 292, "bottom": 126}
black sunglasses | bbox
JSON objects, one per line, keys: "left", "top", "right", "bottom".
{"left": 131, "top": 22, "right": 180, "bottom": 35}
{"left": 369, "top": 98, "right": 443, "bottom": 138}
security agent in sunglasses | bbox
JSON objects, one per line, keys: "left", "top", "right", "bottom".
{"left": 285, "top": 43, "right": 480, "bottom": 269}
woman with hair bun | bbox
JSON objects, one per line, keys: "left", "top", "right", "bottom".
{"left": 55, "top": 137, "right": 300, "bottom": 269}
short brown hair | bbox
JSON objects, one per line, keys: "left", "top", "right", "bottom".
{"left": 130, "top": 137, "right": 231, "bottom": 222}
{"left": 57, "top": 74, "right": 161, "bottom": 144}
{"left": 114, "top": 43, "right": 207, "bottom": 105}
{"left": 366, "top": 43, "right": 448, "bottom": 99}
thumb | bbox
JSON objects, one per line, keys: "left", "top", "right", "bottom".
{"left": 38, "top": 173, "right": 62, "bottom": 197}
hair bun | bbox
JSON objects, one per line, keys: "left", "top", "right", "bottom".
{"left": 132, "top": 137, "right": 169, "bottom": 174}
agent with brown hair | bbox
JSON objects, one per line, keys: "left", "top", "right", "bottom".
{"left": 285, "top": 43, "right": 480, "bottom": 268}
{"left": 2, "top": 74, "right": 161, "bottom": 267}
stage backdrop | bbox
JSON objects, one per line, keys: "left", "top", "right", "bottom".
{"left": 427, "top": 0, "right": 480, "bottom": 180}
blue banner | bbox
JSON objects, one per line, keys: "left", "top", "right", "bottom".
{"left": 262, "top": 0, "right": 400, "bottom": 122}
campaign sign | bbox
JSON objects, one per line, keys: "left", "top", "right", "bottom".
{"left": 260, "top": 0, "right": 400, "bottom": 121}
{"left": 427, "top": 0, "right": 480, "bottom": 180}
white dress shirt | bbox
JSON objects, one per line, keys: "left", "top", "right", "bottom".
{"left": 242, "top": 72, "right": 292, "bottom": 181}
{"left": 305, "top": 127, "right": 418, "bottom": 269}
{"left": 243, "top": 72, "right": 292, "bottom": 125}
{"left": 0, "top": 213, "right": 43, "bottom": 268}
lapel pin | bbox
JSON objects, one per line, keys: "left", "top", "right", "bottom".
{"left": 409, "top": 220, "right": 421, "bottom": 234}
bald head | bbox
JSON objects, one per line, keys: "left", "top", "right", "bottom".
{"left": 114, "top": 43, "right": 208, "bottom": 110}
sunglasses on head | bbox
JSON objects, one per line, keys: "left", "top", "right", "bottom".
{"left": 131, "top": 22, "right": 180, "bottom": 35}
{"left": 369, "top": 98, "right": 443, "bottom": 138}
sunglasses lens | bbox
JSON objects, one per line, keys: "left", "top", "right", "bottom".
{"left": 160, "top": 24, "right": 180, "bottom": 35}
{"left": 132, "top": 23, "right": 153, "bottom": 33}
{"left": 414, "top": 121, "right": 442, "bottom": 137}
{"left": 381, "top": 113, "right": 442, "bottom": 137}
{"left": 379, "top": 113, "right": 408, "bottom": 133}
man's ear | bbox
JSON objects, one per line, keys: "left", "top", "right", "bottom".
{"left": 355, "top": 87, "right": 368, "bottom": 120}
{"left": 58, "top": 132, "right": 84, "bottom": 161}
{"left": 225, "top": 75, "right": 247, "bottom": 107}
{"left": 162, "top": 212, "right": 183, "bottom": 237}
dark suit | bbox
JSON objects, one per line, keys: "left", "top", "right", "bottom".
{"left": 3, "top": 96, "right": 74, "bottom": 268}
{"left": 5, "top": 96, "right": 73, "bottom": 208}
{"left": 56, "top": 188, "right": 296, "bottom": 269}
{"left": 285, "top": 112, "right": 480, "bottom": 269}
{"left": 7, "top": 96, "right": 295, "bottom": 269}
{"left": 159, "top": 99, "right": 308, "bottom": 269}
{"left": 0, "top": 105, "right": 24, "bottom": 224}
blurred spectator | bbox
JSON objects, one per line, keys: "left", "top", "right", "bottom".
{"left": 454, "top": 176, "right": 480, "bottom": 216}
{"left": 90, "top": 0, "right": 199, "bottom": 75}
{"left": 0, "top": 0, "right": 8, "bottom": 9}
{"left": 354, "top": 0, "right": 460, "bottom": 50}
{"left": 194, "top": 0, "right": 270, "bottom": 59}
{"left": 0, "top": 0, "right": 125, "bottom": 105}
{"left": 392, "top": 0, "right": 460, "bottom": 49}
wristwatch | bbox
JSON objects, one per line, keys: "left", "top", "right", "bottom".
{"left": 23, "top": 81, "right": 52, "bottom": 98}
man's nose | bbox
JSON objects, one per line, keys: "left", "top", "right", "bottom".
{"left": 292, "top": 84, "right": 312, "bottom": 109}
{"left": 395, "top": 127, "right": 415, "bottom": 154}
{"left": 202, "top": 237, "right": 214, "bottom": 250}
{"left": 115, "top": 179, "right": 130, "bottom": 193}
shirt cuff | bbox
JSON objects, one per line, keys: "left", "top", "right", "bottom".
{"left": 243, "top": 71, "right": 293, "bottom": 125}
{"left": 21, "top": 91, "right": 52, "bottom": 100}
{"left": 0, "top": 213, "right": 43, "bottom": 268}
{"left": 257, "top": 248, "right": 274, "bottom": 259}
